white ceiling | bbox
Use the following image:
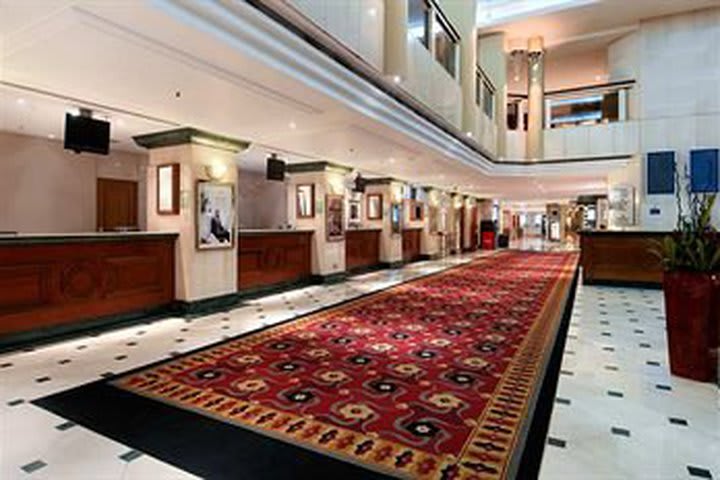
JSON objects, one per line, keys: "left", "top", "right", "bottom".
{"left": 481, "top": 0, "right": 720, "bottom": 52}
{"left": 0, "top": 0, "right": 623, "bottom": 202}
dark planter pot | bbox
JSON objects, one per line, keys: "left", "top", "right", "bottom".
{"left": 663, "top": 271, "right": 717, "bottom": 382}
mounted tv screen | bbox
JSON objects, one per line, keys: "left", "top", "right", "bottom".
{"left": 690, "top": 149, "right": 719, "bottom": 193}
{"left": 64, "top": 113, "right": 110, "bottom": 155}
{"left": 354, "top": 175, "right": 366, "bottom": 193}
{"left": 266, "top": 156, "right": 285, "bottom": 181}
{"left": 647, "top": 151, "right": 675, "bottom": 195}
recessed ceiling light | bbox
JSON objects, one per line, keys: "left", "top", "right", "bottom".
{"left": 388, "top": 157, "right": 396, "bottom": 164}
{"left": 116, "top": 118, "right": 126, "bottom": 127}
{"left": 289, "top": 121, "right": 297, "bottom": 129}
{"left": 368, "top": 7, "right": 377, "bottom": 16}
{"left": 392, "top": 75, "right": 402, "bottom": 84}
{"left": 47, "top": 133, "right": 55, "bottom": 139}
{"left": 465, "top": 131, "right": 473, "bottom": 137}
{"left": 16, "top": 98, "right": 26, "bottom": 105}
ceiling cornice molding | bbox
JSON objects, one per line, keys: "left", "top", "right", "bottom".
{"left": 133, "top": 127, "right": 250, "bottom": 152}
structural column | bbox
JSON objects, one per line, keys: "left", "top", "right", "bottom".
{"left": 421, "top": 187, "right": 441, "bottom": 258}
{"left": 286, "top": 162, "right": 350, "bottom": 280}
{"left": 365, "top": 178, "right": 404, "bottom": 266}
{"left": 383, "top": 0, "right": 408, "bottom": 81}
{"left": 134, "top": 128, "right": 248, "bottom": 303}
{"left": 526, "top": 36, "right": 545, "bottom": 161}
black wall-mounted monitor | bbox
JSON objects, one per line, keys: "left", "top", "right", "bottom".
{"left": 266, "top": 155, "right": 285, "bottom": 181}
{"left": 647, "top": 151, "right": 675, "bottom": 195}
{"left": 354, "top": 175, "right": 366, "bottom": 193}
{"left": 64, "top": 113, "right": 110, "bottom": 155}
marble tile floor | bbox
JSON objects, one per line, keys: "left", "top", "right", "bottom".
{"left": 1, "top": 251, "right": 717, "bottom": 479}
{"left": 0, "top": 252, "right": 483, "bottom": 480}
{"left": 539, "top": 284, "right": 720, "bottom": 480}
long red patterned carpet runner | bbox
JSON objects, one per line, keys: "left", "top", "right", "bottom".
{"left": 114, "top": 251, "right": 577, "bottom": 479}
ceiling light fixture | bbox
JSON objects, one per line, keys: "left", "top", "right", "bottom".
{"left": 16, "top": 98, "right": 26, "bottom": 105}
{"left": 392, "top": 75, "right": 402, "bottom": 84}
{"left": 368, "top": 7, "right": 377, "bottom": 17}
{"left": 289, "top": 121, "right": 297, "bottom": 130}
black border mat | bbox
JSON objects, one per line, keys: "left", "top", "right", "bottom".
{"left": 34, "top": 258, "right": 578, "bottom": 480}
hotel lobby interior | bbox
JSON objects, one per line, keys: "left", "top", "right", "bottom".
{"left": 0, "top": 0, "right": 719, "bottom": 478}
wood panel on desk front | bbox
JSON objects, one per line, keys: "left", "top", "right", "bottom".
{"left": 238, "top": 232, "right": 313, "bottom": 290}
{"left": 580, "top": 232, "right": 666, "bottom": 285}
{"left": 0, "top": 237, "right": 176, "bottom": 337}
{"left": 345, "top": 230, "right": 380, "bottom": 270}
{"left": 402, "top": 228, "right": 422, "bottom": 263}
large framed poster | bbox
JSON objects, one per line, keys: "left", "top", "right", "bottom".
{"left": 391, "top": 203, "right": 403, "bottom": 234}
{"left": 690, "top": 148, "right": 719, "bottom": 193}
{"left": 647, "top": 151, "right": 675, "bottom": 195}
{"left": 608, "top": 184, "right": 636, "bottom": 228}
{"left": 196, "top": 181, "right": 235, "bottom": 250}
{"left": 326, "top": 194, "right": 345, "bottom": 242}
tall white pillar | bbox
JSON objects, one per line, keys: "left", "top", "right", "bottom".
{"left": 526, "top": 36, "right": 545, "bottom": 161}
{"left": 383, "top": 0, "right": 408, "bottom": 81}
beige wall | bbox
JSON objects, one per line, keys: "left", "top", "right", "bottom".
{"left": 145, "top": 143, "right": 238, "bottom": 302}
{"left": 237, "top": 170, "right": 287, "bottom": 229}
{"left": 0, "top": 131, "right": 147, "bottom": 233}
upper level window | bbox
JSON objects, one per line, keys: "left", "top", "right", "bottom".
{"left": 408, "top": 0, "right": 430, "bottom": 48}
{"left": 433, "top": 15, "right": 457, "bottom": 77}
{"left": 476, "top": 69, "right": 495, "bottom": 119}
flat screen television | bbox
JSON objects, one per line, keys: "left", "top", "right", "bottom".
{"left": 266, "top": 155, "right": 285, "bottom": 181}
{"left": 354, "top": 175, "right": 366, "bottom": 193}
{"left": 64, "top": 113, "right": 110, "bottom": 155}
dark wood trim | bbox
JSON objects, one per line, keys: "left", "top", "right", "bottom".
{"left": 0, "top": 236, "right": 176, "bottom": 339}
{"left": 238, "top": 231, "right": 313, "bottom": 291}
{"left": 345, "top": 229, "right": 381, "bottom": 271}
{"left": 156, "top": 163, "right": 180, "bottom": 215}
{"left": 580, "top": 231, "right": 666, "bottom": 286}
{"left": 296, "top": 184, "right": 316, "bottom": 219}
{"left": 366, "top": 193, "right": 383, "bottom": 220}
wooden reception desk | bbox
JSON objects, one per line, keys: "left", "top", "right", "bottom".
{"left": 580, "top": 230, "right": 668, "bottom": 286}
{"left": 0, "top": 232, "right": 177, "bottom": 340}
{"left": 238, "top": 230, "right": 313, "bottom": 291}
{"left": 345, "top": 228, "right": 381, "bottom": 271}
{"left": 402, "top": 227, "right": 423, "bottom": 263}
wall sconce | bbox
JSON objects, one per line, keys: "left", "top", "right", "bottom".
{"left": 205, "top": 162, "right": 228, "bottom": 181}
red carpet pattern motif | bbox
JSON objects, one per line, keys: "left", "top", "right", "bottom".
{"left": 115, "top": 251, "right": 577, "bottom": 479}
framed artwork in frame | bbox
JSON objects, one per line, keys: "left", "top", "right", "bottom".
{"left": 391, "top": 203, "right": 402, "bottom": 234}
{"left": 326, "top": 194, "right": 345, "bottom": 242}
{"left": 367, "top": 193, "right": 383, "bottom": 220}
{"left": 157, "top": 163, "right": 180, "bottom": 215}
{"left": 348, "top": 199, "right": 361, "bottom": 227}
{"left": 196, "top": 180, "right": 235, "bottom": 250}
{"left": 410, "top": 201, "right": 424, "bottom": 221}
{"left": 296, "top": 184, "right": 315, "bottom": 218}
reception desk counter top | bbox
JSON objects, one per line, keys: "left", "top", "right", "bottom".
{"left": 579, "top": 230, "right": 668, "bottom": 286}
{"left": 0, "top": 233, "right": 177, "bottom": 347}
{"left": 239, "top": 229, "right": 314, "bottom": 236}
{"left": 0, "top": 231, "right": 178, "bottom": 245}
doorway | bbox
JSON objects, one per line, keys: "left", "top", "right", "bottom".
{"left": 96, "top": 178, "right": 139, "bottom": 232}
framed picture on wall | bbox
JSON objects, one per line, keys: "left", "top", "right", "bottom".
{"left": 296, "top": 184, "right": 315, "bottom": 218}
{"left": 348, "top": 199, "right": 361, "bottom": 226}
{"left": 326, "top": 194, "right": 345, "bottom": 242}
{"left": 196, "top": 181, "right": 235, "bottom": 250}
{"left": 410, "top": 201, "right": 424, "bottom": 221}
{"left": 608, "top": 184, "right": 636, "bottom": 228}
{"left": 367, "top": 193, "right": 383, "bottom": 220}
{"left": 391, "top": 203, "right": 403, "bottom": 234}
{"left": 157, "top": 163, "right": 180, "bottom": 215}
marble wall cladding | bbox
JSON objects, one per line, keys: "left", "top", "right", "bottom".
{"left": 636, "top": 7, "right": 720, "bottom": 229}
{"left": 289, "top": 0, "right": 385, "bottom": 71}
